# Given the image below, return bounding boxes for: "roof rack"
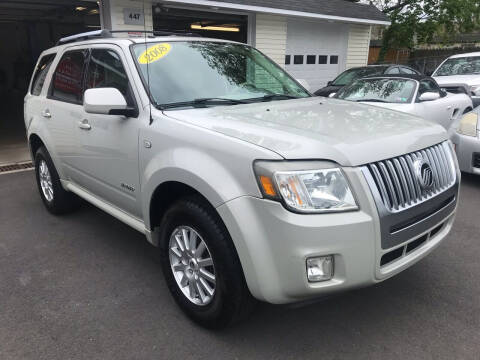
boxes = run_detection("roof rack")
[56,29,201,45]
[56,29,112,45]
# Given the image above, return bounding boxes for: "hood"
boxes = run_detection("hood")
[162,97,447,167]
[433,75,480,87]
[314,85,342,97]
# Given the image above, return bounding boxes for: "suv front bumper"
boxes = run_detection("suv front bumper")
[217,167,459,304]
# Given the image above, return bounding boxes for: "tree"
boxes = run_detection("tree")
[371,0,480,61]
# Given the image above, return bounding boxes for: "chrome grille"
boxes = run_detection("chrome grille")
[367,142,456,212]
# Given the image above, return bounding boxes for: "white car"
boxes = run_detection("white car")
[335,75,473,129]
[433,52,480,108]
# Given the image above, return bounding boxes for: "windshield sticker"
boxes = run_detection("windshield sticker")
[138,43,171,64]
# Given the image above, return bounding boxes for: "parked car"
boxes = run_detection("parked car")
[314,64,421,97]
[450,107,480,174]
[334,75,473,130]
[433,52,480,108]
[25,31,460,328]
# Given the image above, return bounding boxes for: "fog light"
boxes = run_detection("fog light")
[307,256,334,282]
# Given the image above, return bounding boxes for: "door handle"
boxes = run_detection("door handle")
[41,109,51,118]
[78,119,91,130]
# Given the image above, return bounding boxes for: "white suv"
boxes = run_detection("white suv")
[25,31,460,328]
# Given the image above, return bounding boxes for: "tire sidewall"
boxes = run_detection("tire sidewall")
[158,200,238,327]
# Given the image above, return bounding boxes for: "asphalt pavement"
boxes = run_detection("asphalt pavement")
[0,170,479,360]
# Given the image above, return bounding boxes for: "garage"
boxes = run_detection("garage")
[285,19,349,92]
[0,0,100,165]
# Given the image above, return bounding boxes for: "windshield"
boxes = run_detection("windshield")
[336,78,417,104]
[332,66,388,86]
[132,41,309,108]
[434,56,480,76]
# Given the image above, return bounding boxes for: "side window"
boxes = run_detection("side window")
[31,54,56,96]
[418,79,440,95]
[400,66,416,75]
[50,50,88,104]
[86,49,135,107]
[386,67,400,74]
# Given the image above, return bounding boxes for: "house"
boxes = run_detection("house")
[101,0,390,91]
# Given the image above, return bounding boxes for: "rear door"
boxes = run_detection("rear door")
[42,48,89,178]
[69,45,142,217]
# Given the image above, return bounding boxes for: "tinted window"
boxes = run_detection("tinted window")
[330,56,338,64]
[400,66,417,75]
[86,49,134,107]
[31,54,56,96]
[332,66,388,86]
[285,55,291,65]
[418,79,440,95]
[306,55,316,65]
[385,67,400,74]
[294,55,304,65]
[318,55,327,64]
[50,50,88,104]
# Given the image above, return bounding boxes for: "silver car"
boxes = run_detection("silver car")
[450,107,480,174]
[24,31,460,328]
[335,75,473,130]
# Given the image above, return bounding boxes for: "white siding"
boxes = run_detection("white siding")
[346,24,371,69]
[255,14,287,66]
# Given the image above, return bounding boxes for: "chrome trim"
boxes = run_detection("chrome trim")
[362,141,460,249]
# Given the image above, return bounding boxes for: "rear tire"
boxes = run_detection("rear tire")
[158,195,255,329]
[34,146,79,215]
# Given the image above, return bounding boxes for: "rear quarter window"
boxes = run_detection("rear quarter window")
[30,54,56,96]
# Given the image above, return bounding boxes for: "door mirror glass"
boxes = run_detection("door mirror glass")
[296,79,310,91]
[419,92,441,102]
[83,88,130,115]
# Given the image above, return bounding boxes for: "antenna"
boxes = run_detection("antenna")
[143,0,154,125]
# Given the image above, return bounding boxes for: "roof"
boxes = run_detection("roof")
[163,0,390,25]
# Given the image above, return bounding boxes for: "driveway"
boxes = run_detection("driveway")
[0,171,479,360]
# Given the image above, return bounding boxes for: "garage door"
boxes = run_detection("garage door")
[285,19,349,92]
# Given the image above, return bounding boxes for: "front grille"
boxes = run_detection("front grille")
[366,142,456,212]
[380,222,445,267]
[473,153,480,168]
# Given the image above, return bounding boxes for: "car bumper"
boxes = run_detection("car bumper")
[217,168,458,304]
[451,131,480,175]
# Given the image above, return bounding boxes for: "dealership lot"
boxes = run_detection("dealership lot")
[0,170,479,360]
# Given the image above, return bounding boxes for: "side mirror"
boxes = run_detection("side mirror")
[419,92,441,102]
[84,88,135,116]
[328,92,337,98]
[296,79,310,91]
[327,81,333,86]
[425,70,433,76]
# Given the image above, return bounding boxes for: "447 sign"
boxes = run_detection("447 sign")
[123,8,144,25]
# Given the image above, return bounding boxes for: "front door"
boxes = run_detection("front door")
[69,45,143,218]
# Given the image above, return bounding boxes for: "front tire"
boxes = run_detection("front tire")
[158,196,255,328]
[34,146,79,215]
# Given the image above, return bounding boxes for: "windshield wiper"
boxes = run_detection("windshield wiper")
[355,99,389,103]
[159,97,248,110]
[243,94,301,103]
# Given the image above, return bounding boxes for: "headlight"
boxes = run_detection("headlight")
[254,161,358,213]
[458,112,478,137]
